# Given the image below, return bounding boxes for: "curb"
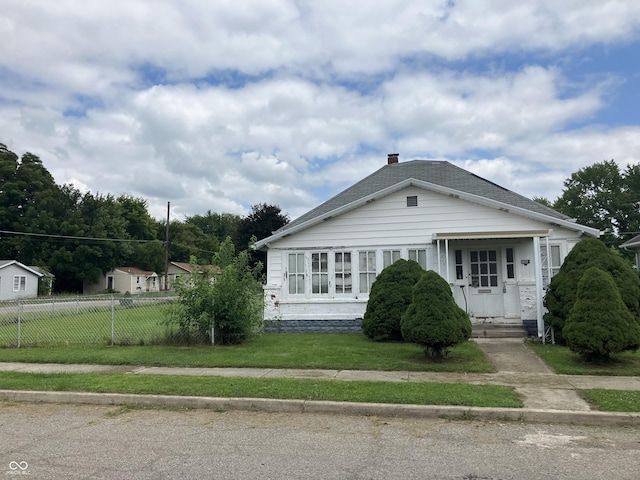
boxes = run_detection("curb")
[1,390,639,427]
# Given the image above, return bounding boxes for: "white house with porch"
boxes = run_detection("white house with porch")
[254,154,600,337]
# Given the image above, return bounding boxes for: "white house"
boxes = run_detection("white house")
[0,260,43,301]
[83,267,160,295]
[254,154,600,337]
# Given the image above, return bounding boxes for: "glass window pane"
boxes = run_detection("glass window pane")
[490,276,498,287]
[489,250,497,262]
[506,248,514,263]
[480,251,487,262]
[507,264,515,279]
[550,245,561,267]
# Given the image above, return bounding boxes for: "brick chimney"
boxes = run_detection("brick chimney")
[387,153,399,164]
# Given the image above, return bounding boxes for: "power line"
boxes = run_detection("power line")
[0,229,162,243]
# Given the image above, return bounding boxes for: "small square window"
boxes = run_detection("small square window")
[406,195,418,207]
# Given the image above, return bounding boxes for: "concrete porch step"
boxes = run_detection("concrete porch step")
[471,323,528,339]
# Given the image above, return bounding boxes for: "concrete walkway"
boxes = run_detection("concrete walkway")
[1,339,639,425]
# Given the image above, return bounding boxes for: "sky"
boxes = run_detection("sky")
[1,1,640,222]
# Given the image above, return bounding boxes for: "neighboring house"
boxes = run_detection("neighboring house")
[83,267,160,295]
[621,234,640,272]
[164,261,216,290]
[0,260,43,301]
[254,154,600,337]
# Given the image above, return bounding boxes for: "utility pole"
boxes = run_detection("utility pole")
[165,201,170,290]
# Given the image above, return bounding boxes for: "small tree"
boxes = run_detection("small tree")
[544,238,640,339]
[400,270,472,358]
[167,238,263,345]
[362,259,424,341]
[563,267,640,361]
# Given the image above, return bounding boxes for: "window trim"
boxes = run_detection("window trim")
[13,275,27,292]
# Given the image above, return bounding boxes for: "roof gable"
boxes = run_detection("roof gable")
[0,260,44,277]
[255,160,598,248]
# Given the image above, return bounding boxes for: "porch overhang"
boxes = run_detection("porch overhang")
[432,230,551,241]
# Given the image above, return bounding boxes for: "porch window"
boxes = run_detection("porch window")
[13,275,26,292]
[335,252,352,294]
[408,249,428,269]
[454,249,463,279]
[311,252,329,294]
[382,250,401,268]
[541,244,563,286]
[359,251,377,293]
[506,248,515,279]
[288,253,305,294]
[470,250,498,287]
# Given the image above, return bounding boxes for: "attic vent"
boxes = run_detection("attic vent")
[406,195,418,207]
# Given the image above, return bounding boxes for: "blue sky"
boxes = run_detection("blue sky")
[1,1,640,221]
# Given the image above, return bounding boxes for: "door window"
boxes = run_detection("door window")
[470,250,498,287]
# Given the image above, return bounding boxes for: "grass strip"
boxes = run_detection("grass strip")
[0,334,494,373]
[527,342,640,376]
[582,389,640,412]
[0,371,522,408]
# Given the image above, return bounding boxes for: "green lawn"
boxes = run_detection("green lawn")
[0,333,495,372]
[0,371,522,408]
[583,389,640,412]
[0,303,170,346]
[528,342,640,376]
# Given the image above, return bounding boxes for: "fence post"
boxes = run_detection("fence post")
[17,300,22,348]
[111,295,115,346]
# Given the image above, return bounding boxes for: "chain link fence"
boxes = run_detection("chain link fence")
[0,294,178,347]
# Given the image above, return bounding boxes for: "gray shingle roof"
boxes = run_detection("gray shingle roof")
[621,234,640,248]
[277,160,571,234]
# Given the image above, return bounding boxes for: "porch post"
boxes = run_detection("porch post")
[532,236,544,340]
[436,240,441,276]
[444,239,450,283]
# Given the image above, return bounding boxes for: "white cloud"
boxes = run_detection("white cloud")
[1,0,640,224]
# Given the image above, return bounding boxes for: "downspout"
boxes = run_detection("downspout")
[533,236,544,342]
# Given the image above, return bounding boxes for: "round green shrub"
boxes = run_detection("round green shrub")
[563,267,640,361]
[362,259,424,342]
[400,270,472,357]
[544,238,640,339]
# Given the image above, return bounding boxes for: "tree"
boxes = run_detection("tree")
[553,160,632,248]
[185,210,241,246]
[237,203,289,273]
[362,259,424,341]
[544,238,640,339]
[400,270,472,358]
[563,267,640,361]
[167,238,263,345]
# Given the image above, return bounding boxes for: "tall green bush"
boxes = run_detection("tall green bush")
[167,237,263,344]
[563,267,640,361]
[400,270,472,357]
[362,259,424,341]
[544,238,640,338]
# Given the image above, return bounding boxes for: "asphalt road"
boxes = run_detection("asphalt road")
[1,402,639,479]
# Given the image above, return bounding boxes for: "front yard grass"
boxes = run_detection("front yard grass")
[0,371,522,408]
[583,389,640,412]
[527,342,640,376]
[0,334,494,373]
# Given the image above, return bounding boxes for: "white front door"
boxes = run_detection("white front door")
[468,249,504,318]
